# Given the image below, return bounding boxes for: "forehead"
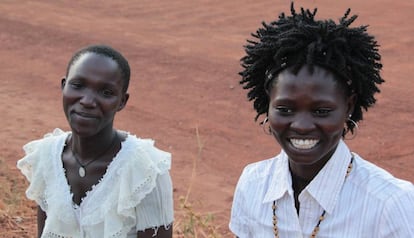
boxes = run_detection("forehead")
[271,66,345,100]
[68,52,119,78]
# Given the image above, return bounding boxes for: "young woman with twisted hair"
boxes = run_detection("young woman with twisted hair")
[229,3,414,237]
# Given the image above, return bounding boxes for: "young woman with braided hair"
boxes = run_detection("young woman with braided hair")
[229,3,414,237]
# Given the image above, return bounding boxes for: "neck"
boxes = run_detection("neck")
[289,157,331,183]
[288,147,337,181]
[70,129,117,160]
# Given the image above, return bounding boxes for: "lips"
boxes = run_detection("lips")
[73,111,99,119]
[290,138,319,150]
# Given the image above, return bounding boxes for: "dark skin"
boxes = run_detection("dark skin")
[267,65,356,213]
[37,52,172,238]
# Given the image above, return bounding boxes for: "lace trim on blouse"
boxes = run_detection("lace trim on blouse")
[17,128,173,238]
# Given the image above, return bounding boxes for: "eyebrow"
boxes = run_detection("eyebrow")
[272,97,339,105]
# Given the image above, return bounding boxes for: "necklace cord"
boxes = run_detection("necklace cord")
[71,132,119,168]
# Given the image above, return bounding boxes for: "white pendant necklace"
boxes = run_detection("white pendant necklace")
[72,153,102,177]
[71,132,119,178]
[79,166,86,177]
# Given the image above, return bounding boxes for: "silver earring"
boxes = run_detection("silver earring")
[262,117,272,135]
[344,115,358,140]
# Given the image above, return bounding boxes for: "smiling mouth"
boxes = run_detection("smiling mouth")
[74,112,98,119]
[290,138,319,149]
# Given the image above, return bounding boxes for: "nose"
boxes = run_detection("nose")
[290,113,316,134]
[79,92,97,108]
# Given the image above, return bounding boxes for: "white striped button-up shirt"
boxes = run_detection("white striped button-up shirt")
[229,140,414,237]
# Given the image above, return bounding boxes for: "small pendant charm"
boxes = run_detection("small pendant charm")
[79,167,86,177]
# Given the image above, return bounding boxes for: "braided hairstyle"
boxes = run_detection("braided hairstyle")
[66,44,131,93]
[240,3,384,134]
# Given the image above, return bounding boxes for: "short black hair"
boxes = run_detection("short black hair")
[66,44,131,93]
[240,3,384,133]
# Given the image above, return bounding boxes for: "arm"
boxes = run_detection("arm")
[137,224,173,238]
[37,206,46,238]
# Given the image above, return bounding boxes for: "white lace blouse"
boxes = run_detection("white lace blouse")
[17,128,174,238]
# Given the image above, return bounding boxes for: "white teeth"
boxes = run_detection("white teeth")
[290,139,319,149]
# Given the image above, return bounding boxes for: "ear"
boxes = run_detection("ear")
[346,93,357,117]
[61,77,66,90]
[117,93,129,111]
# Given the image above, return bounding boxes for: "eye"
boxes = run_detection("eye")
[314,108,332,116]
[69,82,83,89]
[101,89,114,97]
[275,106,293,115]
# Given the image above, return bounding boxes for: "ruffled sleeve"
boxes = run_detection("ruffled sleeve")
[17,138,48,210]
[117,138,173,232]
[134,171,174,231]
[16,128,68,211]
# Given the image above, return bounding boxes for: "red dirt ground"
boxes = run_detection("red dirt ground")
[1,0,413,237]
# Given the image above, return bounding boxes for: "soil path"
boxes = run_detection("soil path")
[1,0,413,236]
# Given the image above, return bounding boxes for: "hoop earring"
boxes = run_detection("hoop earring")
[262,117,272,135]
[344,116,358,140]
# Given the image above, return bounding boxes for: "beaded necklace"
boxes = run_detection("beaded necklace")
[272,155,354,238]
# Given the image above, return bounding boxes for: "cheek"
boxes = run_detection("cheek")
[267,115,287,146]
[323,112,347,130]
[268,111,289,133]
[101,99,122,114]
[62,87,80,101]
[317,117,347,142]
[62,90,75,108]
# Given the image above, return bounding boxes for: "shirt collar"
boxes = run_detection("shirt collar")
[261,140,353,213]
[262,151,292,203]
[305,140,353,213]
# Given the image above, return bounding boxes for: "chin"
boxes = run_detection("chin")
[284,147,326,165]
[285,151,315,163]
[70,125,98,137]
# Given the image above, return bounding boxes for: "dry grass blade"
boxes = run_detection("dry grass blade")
[174,126,222,238]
